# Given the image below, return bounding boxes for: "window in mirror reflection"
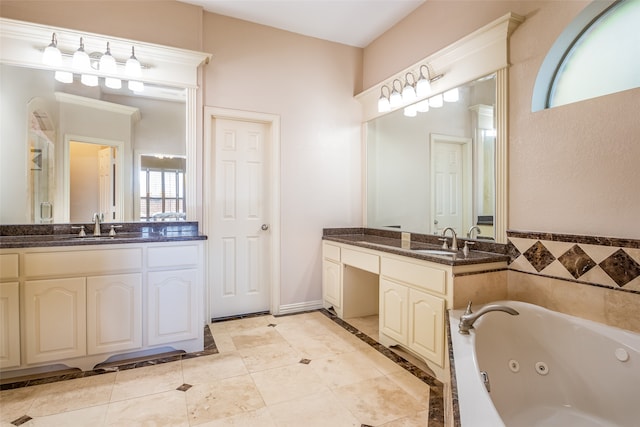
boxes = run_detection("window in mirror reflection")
[139,155,186,221]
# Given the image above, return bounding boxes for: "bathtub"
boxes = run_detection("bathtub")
[449,301,640,427]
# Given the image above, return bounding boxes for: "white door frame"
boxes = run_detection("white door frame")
[429,133,472,235]
[203,106,281,319]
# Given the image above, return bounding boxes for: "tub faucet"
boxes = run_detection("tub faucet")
[441,227,458,251]
[458,301,519,334]
[92,213,103,236]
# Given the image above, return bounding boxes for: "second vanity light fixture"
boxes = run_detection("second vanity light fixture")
[377,63,460,116]
[42,32,145,92]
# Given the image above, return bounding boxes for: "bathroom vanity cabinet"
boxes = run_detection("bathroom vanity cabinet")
[0,240,204,373]
[322,238,506,380]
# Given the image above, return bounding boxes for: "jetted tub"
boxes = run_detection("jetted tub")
[450,301,640,427]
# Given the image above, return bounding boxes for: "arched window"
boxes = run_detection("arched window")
[532,0,640,111]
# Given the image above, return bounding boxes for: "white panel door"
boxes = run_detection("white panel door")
[379,278,408,345]
[431,135,471,235]
[209,118,271,319]
[408,288,445,367]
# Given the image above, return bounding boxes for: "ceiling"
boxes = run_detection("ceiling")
[178,0,425,48]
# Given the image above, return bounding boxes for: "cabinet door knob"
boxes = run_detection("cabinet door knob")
[261,224,269,231]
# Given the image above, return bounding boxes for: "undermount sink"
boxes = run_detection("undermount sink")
[412,249,458,257]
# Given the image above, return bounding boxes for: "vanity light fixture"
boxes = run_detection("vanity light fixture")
[389,79,403,108]
[401,72,417,103]
[377,85,391,112]
[42,33,62,66]
[41,33,144,91]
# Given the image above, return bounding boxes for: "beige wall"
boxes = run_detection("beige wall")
[365,0,640,240]
[202,13,364,306]
[0,1,203,51]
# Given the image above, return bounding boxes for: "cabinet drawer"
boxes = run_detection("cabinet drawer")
[24,248,142,278]
[341,248,379,274]
[381,257,446,294]
[322,243,341,262]
[147,244,200,268]
[0,254,18,280]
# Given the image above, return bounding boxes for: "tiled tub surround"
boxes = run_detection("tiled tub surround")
[507,230,640,334]
[0,221,206,248]
[1,310,443,426]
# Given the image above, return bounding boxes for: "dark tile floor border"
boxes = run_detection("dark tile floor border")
[2,309,446,426]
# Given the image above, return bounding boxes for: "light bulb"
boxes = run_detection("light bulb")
[126,46,142,78]
[105,77,122,89]
[416,99,429,113]
[54,71,73,83]
[99,42,117,74]
[378,95,391,113]
[444,88,459,102]
[402,82,416,103]
[72,37,90,71]
[416,75,431,97]
[429,94,443,108]
[389,89,402,108]
[404,104,417,117]
[81,74,99,87]
[42,33,61,67]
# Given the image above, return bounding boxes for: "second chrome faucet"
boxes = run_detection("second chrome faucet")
[92,212,104,236]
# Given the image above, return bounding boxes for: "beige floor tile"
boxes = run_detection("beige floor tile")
[333,376,427,426]
[186,374,265,425]
[360,346,404,375]
[309,350,385,388]
[0,385,40,423]
[239,342,302,373]
[380,410,431,426]
[110,361,183,402]
[210,330,237,353]
[182,352,248,384]
[272,318,335,341]
[386,370,431,407]
[250,363,329,406]
[27,404,107,426]
[284,332,359,359]
[267,389,360,427]
[195,407,277,426]
[105,389,188,426]
[231,326,288,350]
[28,373,116,417]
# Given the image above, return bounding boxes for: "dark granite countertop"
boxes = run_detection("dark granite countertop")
[323,227,509,266]
[0,222,207,249]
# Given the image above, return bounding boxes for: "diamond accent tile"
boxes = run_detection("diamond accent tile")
[11,416,32,426]
[299,358,311,365]
[177,383,192,392]
[599,249,640,287]
[558,245,597,279]
[506,240,521,264]
[523,241,556,272]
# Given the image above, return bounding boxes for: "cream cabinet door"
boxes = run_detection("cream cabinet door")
[87,273,142,355]
[24,278,87,364]
[0,282,20,368]
[379,278,408,345]
[408,289,445,367]
[147,269,199,346]
[322,259,341,310]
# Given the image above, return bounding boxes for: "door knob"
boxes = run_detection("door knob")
[261,224,269,231]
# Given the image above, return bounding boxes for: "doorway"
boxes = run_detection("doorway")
[429,134,472,235]
[204,107,280,320]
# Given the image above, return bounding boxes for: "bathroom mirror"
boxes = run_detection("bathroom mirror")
[366,74,497,240]
[0,63,186,224]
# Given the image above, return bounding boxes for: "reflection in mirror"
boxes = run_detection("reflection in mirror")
[137,154,186,221]
[0,63,186,224]
[366,74,496,240]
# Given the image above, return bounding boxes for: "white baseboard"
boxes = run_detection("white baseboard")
[276,300,324,316]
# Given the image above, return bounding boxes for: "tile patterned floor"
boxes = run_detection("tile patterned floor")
[1,310,442,426]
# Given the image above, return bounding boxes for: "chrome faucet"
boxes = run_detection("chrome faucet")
[441,227,458,251]
[92,213,103,236]
[467,225,482,239]
[458,301,519,334]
